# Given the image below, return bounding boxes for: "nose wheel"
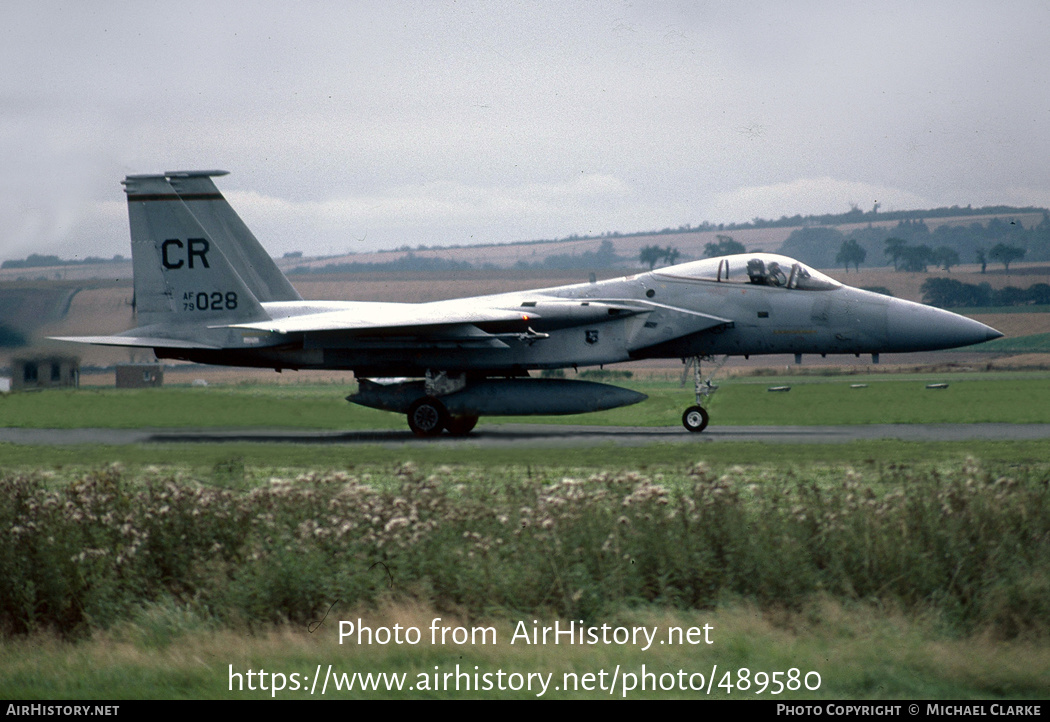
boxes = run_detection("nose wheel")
[682,405,709,433]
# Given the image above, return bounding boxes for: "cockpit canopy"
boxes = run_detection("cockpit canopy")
[654,253,841,291]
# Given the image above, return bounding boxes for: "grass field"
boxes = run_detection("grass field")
[973,332,1050,353]
[2,372,1050,430]
[4,602,1048,699]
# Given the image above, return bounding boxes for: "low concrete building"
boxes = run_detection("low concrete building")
[115,363,164,388]
[11,356,79,391]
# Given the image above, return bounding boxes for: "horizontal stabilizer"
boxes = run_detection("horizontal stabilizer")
[49,335,220,350]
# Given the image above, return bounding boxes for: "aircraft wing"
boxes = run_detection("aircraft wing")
[225,298,657,334]
[225,301,533,335]
[52,298,728,352]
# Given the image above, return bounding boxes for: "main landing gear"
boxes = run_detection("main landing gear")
[405,372,480,437]
[680,355,726,433]
[406,396,447,437]
[406,396,480,437]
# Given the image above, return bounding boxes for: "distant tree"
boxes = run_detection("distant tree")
[921,278,993,308]
[639,245,664,270]
[703,234,745,258]
[594,240,618,265]
[529,239,622,271]
[1,254,62,269]
[932,246,960,272]
[884,237,907,271]
[638,244,681,269]
[898,244,935,272]
[1028,283,1050,305]
[989,243,1025,273]
[835,239,866,272]
[777,226,845,268]
[996,287,1028,306]
[975,248,987,274]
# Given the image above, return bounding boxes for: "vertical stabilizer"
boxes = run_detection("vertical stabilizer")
[123,172,267,327]
[165,171,302,302]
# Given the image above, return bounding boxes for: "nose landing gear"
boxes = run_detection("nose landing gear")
[680,355,726,433]
[405,371,480,437]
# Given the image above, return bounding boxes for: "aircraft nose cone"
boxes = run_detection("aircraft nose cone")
[887,302,1002,351]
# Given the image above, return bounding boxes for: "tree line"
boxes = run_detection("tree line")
[779,213,1049,271]
[921,277,1050,309]
[1,253,127,269]
[288,252,480,275]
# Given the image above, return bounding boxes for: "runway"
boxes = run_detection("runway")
[2,423,1049,447]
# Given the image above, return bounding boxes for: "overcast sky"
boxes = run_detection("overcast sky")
[2,1,1048,262]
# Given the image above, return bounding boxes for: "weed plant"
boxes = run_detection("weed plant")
[1,460,1047,640]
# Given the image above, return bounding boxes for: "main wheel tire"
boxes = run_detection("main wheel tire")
[445,414,479,436]
[682,405,709,433]
[407,397,448,437]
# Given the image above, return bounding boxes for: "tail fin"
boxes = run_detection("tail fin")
[123,171,268,327]
[165,171,302,302]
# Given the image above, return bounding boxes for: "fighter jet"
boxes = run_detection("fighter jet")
[54,170,1002,435]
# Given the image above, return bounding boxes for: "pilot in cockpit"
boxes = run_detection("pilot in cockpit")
[746,257,766,284]
[746,258,788,287]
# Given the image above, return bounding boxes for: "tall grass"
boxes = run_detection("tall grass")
[2,460,1047,640]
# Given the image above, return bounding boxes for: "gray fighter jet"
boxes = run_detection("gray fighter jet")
[54,170,1002,435]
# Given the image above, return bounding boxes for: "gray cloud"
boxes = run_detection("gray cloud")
[2,1,1048,262]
